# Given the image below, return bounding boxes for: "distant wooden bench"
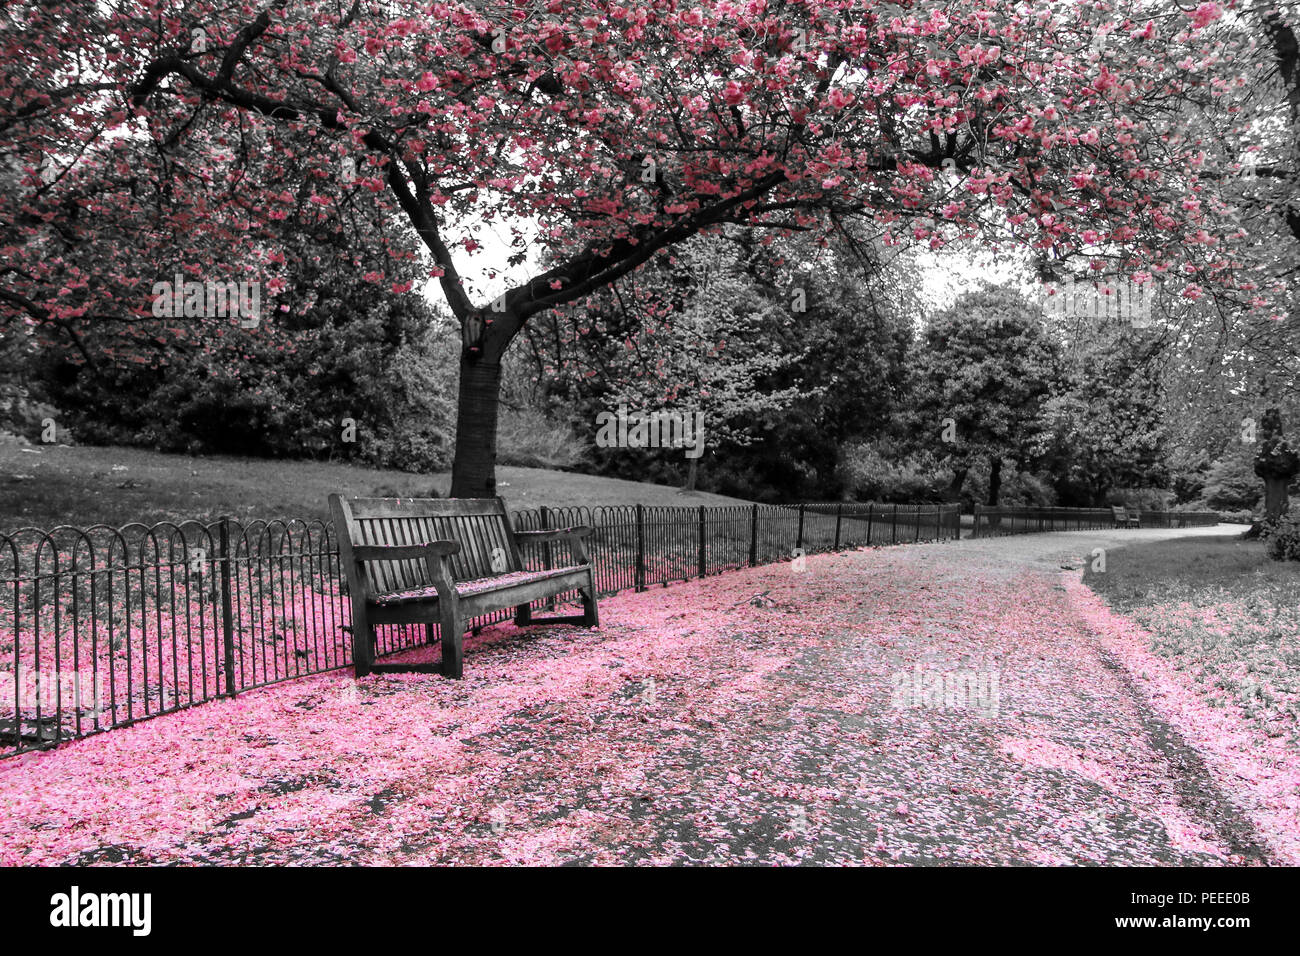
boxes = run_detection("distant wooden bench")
[1111,505,1141,528]
[328,495,598,678]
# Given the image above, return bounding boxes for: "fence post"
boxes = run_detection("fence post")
[698,505,707,579]
[972,504,981,539]
[796,504,806,552]
[218,516,237,699]
[866,504,874,545]
[833,503,843,550]
[891,503,898,544]
[635,504,646,592]
[749,503,759,567]
[914,505,922,542]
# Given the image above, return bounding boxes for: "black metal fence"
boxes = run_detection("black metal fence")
[1,501,959,757]
[971,506,1221,537]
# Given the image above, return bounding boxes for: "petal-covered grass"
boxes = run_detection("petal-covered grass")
[1076,533,1300,864]
[0,528,1288,865]
[1066,577,1300,867]
[1083,536,1300,739]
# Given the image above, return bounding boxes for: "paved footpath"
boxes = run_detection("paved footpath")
[2,524,1292,865]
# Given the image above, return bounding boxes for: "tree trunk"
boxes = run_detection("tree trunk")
[987,457,1003,507]
[1264,476,1291,522]
[948,466,968,501]
[683,456,699,493]
[450,356,503,498]
[1254,407,1299,524]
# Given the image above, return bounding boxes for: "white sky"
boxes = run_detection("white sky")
[420,215,1025,322]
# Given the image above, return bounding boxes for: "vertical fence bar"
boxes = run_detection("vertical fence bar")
[635,503,646,592]
[833,503,843,550]
[697,506,707,579]
[891,504,898,544]
[749,503,759,566]
[218,517,237,699]
[540,505,556,612]
[796,504,806,552]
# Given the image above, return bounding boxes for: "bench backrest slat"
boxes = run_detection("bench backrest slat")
[331,496,523,595]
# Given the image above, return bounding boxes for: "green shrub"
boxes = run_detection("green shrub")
[1003,471,1056,507]
[839,442,949,503]
[29,266,457,474]
[948,459,1056,509]
[1199,444,1266,512]
[1264,514,1300,562]
[975,465,1056,508]
[0,384,72,444]
[497,406,585,470]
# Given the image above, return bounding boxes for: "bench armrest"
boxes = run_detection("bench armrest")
[514,526,593,544]
[515,526,594,563]
[350,541,461,602]
[352,541,461,561]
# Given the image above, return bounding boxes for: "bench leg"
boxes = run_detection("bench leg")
[352,609,375,678]
[439,605,464,679]
[424,622,437,646]
[581,573,599,627]
[514,602,533,626]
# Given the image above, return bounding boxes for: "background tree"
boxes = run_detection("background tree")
[906,286,1061,508]
[567,232,809,493]
[525,227,915,500]
[1199,440,1265,513]
[725,230,918,500]
[1039,328,1169,506]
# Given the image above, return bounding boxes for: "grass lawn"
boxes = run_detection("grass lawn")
[0,441,754,532]
[1084,534,1300,741]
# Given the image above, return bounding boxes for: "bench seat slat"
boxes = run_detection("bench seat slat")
[371,565,588,606]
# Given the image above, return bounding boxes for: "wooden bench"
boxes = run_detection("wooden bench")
[1111,505,1140,528]
[328,495,599,678]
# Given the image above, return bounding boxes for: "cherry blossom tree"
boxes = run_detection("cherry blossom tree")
[1,0,1267,496]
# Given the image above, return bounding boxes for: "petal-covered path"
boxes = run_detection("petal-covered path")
[2,525,1296,866]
